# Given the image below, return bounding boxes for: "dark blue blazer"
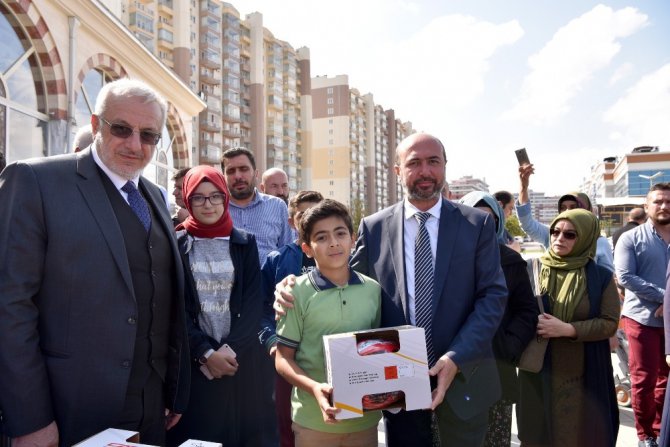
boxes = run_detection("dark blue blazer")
[350,198,508,419]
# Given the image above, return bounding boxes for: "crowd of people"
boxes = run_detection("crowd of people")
[0,77,668,447]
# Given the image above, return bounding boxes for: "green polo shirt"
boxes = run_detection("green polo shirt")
[277,268,382,433]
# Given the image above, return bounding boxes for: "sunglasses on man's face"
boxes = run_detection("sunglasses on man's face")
[549,228,578,240]
[99,117,161,145]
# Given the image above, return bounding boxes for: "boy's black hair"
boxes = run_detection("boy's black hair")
[172,167,191,182]
[288,190,324,218]
[299,199,353,244]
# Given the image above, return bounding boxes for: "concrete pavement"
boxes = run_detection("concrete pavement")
[376,405,640,446]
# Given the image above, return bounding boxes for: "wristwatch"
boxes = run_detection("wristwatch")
[198,349,215,365]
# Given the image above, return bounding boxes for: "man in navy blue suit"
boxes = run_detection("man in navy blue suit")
[277,133,506,446]
[350,133,507,446]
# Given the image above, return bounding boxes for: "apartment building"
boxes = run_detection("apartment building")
[448,175,489,200]
[310,75,412,212]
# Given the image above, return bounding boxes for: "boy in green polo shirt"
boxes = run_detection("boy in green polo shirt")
[275,199,382,447]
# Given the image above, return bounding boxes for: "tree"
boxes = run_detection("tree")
[505,215,526,238]
[351,197,365,234]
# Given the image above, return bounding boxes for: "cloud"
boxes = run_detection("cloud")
[503,5,648,125]
[361,13,524,139]
[604,63,670,147]
[609,62,634,86]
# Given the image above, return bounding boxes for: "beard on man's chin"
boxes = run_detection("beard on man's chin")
[407,180,444,201]
[230,184,254,201]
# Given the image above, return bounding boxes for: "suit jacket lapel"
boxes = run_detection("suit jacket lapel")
[75,150,135,297]
[433,198,459,311]
[386,203,410,321]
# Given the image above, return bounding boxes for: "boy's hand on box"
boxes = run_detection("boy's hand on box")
[312,383,339,423]
[429,355,459,410]
[274,274,297,319]
[207,351,239,378]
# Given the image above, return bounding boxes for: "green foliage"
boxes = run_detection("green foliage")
[505,215,526,237]
[351,197,365,234]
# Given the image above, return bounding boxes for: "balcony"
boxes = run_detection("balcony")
[200,143,222,164]
[223,127,241,138]
[200,55,221,70]
[200,70,219,85]
[157,37,174,50]
[157,0,173,14]
[222,112,241,123]
[200,120,221,132]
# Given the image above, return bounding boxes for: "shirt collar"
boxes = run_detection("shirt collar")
[92,145,140,190]
[307,267,363,291]
[403,198,442,221]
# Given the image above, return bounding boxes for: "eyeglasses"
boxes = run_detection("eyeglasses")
[99,117,161,145]
[549,228,578,240]
[189,193,225,207]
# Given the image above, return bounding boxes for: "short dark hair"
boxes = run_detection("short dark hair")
[299,199,353,244]
[221,147,256,170]
[0,152,5,172]
[649,182,670,193]
[493,190,513,206]
[172,167,191,182]
[288,190,324,218]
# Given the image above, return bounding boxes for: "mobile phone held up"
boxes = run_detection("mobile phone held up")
[515,148,530,166]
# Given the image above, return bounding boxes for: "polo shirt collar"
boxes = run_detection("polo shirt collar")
[308,267,363,291]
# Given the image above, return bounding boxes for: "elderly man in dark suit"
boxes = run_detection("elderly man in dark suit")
[0,78,190,447]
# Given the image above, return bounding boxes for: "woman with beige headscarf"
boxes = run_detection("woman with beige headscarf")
[517,209,620,447]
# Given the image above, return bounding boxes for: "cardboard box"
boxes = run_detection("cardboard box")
[178,441,223,447]
[323,325,432,419]
[73,428,156,447]
[73,429,222,447]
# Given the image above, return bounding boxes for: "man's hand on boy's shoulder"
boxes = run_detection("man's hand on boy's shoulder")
[311,382,339,424]
[274,274,297,319]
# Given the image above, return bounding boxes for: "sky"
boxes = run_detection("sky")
[238,0,670,196]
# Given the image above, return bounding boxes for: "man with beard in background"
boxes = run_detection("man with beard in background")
[220,147,292,446]
[615,183,670,447]
[221,148,292,263]
[260,167,290,204]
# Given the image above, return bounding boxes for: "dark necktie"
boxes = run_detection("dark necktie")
[414,211,435,366]
[121,181,151,232]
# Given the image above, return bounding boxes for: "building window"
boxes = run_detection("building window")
[329,180,334,186]
[329,119,333,124]
[0,9,49,162]
[328,129,333,134]
[327,87,333,94]
[329,191,334,196]
[327,98,334,105]
[329,139,333,145]
[327,108,334,115]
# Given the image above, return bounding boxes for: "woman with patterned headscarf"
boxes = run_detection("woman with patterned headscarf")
[517,209,620,447]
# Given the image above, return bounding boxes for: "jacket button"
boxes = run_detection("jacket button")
[121,360,131,368]
[127,317,136,324]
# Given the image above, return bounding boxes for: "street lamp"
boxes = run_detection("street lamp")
[639,171,664,190]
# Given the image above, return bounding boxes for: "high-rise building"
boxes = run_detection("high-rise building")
[310,75,412,212]
[448,175,489,200]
